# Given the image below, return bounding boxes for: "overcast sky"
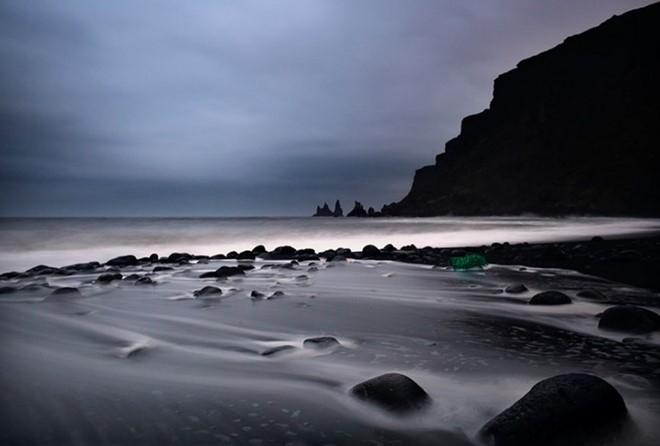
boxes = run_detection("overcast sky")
[0,0,654,216]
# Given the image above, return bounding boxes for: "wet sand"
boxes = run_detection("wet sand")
[1,253,660,445]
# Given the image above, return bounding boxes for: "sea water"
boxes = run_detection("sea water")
[1,216,659,272]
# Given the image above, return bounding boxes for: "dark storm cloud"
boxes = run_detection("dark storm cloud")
[0,0,654,216]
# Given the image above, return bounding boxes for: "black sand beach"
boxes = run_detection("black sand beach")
[2,234,660,445]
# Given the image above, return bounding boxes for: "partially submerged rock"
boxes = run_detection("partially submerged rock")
[504,284,528,294]
[153,266,173,272]
[97,273,123,283]
[598,305,660,333]
[199,266,246,279]
[135,276,155,285]
[303,336,340,349]
[49,287,81,297]
[250,290,265,299]
[528,291,572,305]
[261,345,296,357]
[193,286,222,297]
[349,373,430,413]
[479,373,627,446]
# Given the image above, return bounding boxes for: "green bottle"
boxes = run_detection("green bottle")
[449,253,487,270]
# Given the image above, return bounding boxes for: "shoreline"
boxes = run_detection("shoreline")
[2,232,660,445]
[2,233,660,291]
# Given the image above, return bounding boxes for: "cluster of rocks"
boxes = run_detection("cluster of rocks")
[2,236,655,444]
[312,200,381,217]
[3,235,659,294]
[3,236,660,335]
[347,371,628,445]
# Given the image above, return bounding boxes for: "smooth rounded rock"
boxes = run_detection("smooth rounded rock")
[270,246,297,258]
[165,252,192,264]
[153,266,173,272]
[194,286,222,297]
[237,250,256,260]
[505,284,528,294]
[135,277,155,285]
[252,245,267,254]
[529,291,572,305]
[97,273,123,283]
[598,305,660,333]
[350,373,430,413]
[480,373,627,446]
[106,255,138,267]
[362,244,380,258]
[199,266,246,279]
[250,290,265,299]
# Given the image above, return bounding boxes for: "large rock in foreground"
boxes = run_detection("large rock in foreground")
[480,373,627,446]
[350,373,430,413]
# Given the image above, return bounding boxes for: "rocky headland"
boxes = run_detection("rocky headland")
[382,3,660,217]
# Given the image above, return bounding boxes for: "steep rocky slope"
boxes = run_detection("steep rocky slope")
[383,3,660,216]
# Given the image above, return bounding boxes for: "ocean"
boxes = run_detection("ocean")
[2,216,660,444]
[1,216,659,272]
[0,217,660,272]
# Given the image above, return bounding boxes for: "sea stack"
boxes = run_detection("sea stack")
[347,201,368,217]
[333,200,343,217]
[313,202,333,217]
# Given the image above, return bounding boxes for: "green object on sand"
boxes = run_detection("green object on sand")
[450,253,487,270]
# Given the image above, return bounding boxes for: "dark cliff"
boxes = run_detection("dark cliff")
[383,3,660,217]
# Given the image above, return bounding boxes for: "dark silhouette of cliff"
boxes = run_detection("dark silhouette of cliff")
[383,3,660,217]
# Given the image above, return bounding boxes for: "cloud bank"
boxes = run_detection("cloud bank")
[0,0,652,216]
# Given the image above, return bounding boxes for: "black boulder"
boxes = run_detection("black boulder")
[350,373,430,413]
